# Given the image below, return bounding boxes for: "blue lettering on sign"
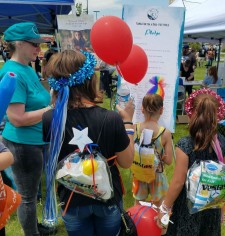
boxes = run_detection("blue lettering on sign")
[206,164,218,171]
[145,29,160,36]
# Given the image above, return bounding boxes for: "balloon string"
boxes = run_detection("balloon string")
[116,64,125,79]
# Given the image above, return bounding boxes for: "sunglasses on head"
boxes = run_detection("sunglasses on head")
[25,41,40,48]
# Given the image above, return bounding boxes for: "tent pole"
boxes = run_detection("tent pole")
[216,39,222,70]
[55,28,60,52]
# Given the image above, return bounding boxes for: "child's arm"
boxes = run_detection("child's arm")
[0,143,14,171]
[162,129,173,165]
[0,151,14,170]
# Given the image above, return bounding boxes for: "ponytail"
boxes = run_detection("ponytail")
[189,94,218,151]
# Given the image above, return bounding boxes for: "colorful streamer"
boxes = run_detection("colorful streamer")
[147,76,165,98]
[42,86,69,227]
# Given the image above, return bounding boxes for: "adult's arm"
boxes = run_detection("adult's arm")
[7,103,51,127]
[116,99,134,169]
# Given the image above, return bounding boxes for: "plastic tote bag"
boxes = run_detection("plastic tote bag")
[56,150,114,202]
[186,160,225,214]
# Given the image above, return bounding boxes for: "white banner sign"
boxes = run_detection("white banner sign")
[123,5,185,132]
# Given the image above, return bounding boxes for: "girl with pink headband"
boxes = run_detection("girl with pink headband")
[156,88,225,236]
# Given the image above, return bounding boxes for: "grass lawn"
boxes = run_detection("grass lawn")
[1,60,225,235]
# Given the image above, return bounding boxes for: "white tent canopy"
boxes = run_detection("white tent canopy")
[170,0,225,79]
[170,0,225,43]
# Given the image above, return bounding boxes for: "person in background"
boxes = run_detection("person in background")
[132,94,173,218]
[49,36,58,51]
[182,44,196,70]
[42,49,58,81]
[0,37,3,58]
[31,56,43,81]
[206,45,215,67]
[213,45,219,61]
[180,59,194,96]
[156,89,225,236]
[202,66,222,87]
[98,60,116,98]
[196,47,205,68]
[1,41,11,62]
[0,22,54,236]
[43,49,134,236]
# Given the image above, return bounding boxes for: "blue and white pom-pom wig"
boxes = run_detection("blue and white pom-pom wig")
[43,50,97,226]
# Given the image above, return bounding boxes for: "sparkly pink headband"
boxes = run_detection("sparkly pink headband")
[185,88,225,121]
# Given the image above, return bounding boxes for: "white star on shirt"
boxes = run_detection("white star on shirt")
[69,127,93,152]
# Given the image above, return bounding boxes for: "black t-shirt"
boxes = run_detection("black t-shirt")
[180,63,194,81]
[43,106,130,207]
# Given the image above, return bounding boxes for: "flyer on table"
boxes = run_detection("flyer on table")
[123,5,185,133]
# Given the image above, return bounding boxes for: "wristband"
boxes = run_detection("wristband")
[160,201,172,214]
[126,128,134,132]
[159,205,168,214]
[123,121,133,125]
[126,131,134,135]
[162,201,172,212]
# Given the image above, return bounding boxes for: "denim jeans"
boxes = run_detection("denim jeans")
[62,202,122,236]
[3,139,46,236]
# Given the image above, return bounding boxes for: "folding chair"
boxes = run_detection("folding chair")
[217,87,225,101]
[210,86,225,101]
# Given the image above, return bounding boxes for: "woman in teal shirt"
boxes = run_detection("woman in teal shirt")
[0,22,51,236]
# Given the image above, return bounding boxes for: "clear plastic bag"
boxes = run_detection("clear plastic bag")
[56,150,114,202]
[186,160,225,214]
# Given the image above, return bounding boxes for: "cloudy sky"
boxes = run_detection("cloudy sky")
[78,0,170,19]
[76,0,208,19]
[88,0,122,18]
[75,0,206,19]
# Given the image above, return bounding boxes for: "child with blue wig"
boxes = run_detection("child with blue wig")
[42,49,135,236]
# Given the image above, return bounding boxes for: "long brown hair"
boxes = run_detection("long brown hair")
[189,94,218,151]
[45,50,101,108]
[208,66,218,84]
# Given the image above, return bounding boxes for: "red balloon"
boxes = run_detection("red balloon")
[90,16,133,65]
[127,205,161,236]
[118,44,148,84]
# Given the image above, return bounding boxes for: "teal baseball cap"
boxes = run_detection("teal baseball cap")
[4,22,48,43]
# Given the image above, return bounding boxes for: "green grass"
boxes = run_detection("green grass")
[2,60,225,235]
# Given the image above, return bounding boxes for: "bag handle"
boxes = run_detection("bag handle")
[96,111,108,145]
[135,124,166,146]
[150,128,166,146]
[212,134,224,163]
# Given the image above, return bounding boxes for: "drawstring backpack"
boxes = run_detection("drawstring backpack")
[130,123,166,184]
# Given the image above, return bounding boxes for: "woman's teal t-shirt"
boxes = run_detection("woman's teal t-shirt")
[0,60,51,145]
